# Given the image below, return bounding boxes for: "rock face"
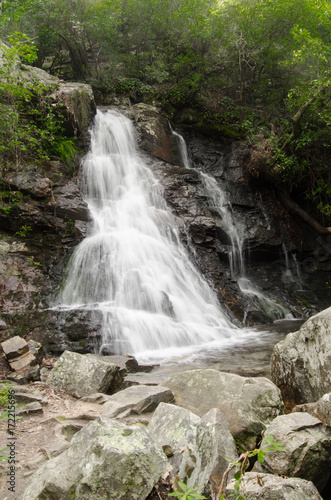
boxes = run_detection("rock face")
[162,369,284,450]
[47,351,119,398]
[271,307,331,410]
[225,472,323,499]
[123,103,181,164]
[1,335,36,371]
[257,412,331,491]
[22,415,167,500]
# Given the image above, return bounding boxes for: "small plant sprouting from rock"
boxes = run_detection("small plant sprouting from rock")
[169,480,207,500]
[217,435,285,500]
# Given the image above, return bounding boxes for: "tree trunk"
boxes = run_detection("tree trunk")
[278,187,331,235]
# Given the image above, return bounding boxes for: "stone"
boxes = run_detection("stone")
[47,351,119,398]
[5,172,51,198]
[162,369,284,451]
[80,393,113,404]
[101,384,174,418]
[28,340,45,366]
[49,181,90,222]
[14,388,48,406]
[292,392,331,426]
[22,415,167,500]
[257,412,331,491]
[271,307,331,410]
[1,335,29,360]
[200,408,238,498]
[9,352,36,371]
[7,365,40,384]
[225,472,323,499]
[147,402,213,494]
[16,401,43,416]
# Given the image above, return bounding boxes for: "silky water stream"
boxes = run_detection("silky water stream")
[55,109,301,374]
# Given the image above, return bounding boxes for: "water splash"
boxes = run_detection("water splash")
[171,127,293,321]
[56,110,259,363]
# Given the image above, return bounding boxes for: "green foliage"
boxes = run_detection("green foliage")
[0,34,76,165]
[220,436,285,500]
[15,224,32,238]
[169,480,206,500]
[0,382,13,408]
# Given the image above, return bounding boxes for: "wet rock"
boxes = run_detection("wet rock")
[47,351,119,398]
[292,392,331,427]
[162,369,284,451]
[100,384,174,418]
[123,103,181,164]
[5,172,51,198]
[22,415,167,500]
[256,412,331,491]
[271,307,331,410]
[48,180,90,222]
[225,472,323,499]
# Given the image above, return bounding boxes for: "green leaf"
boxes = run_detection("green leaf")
[234,470,241,480]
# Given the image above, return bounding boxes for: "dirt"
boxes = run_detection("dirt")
[0,378,103,500]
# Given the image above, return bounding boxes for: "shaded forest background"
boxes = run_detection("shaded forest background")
[0,0,330,229]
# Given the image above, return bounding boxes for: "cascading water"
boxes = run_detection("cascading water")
[172,128,292,322]
[56,109,258,363]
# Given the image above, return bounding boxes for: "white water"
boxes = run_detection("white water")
[56,110,259,363]
[172,128,292,321]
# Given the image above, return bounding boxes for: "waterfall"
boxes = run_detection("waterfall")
[172,128,293,321]
[56,110,257,363]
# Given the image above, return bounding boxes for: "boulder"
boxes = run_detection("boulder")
[225,472,323,499]
[1,335,36,371]
[147,402,215,495]
[100,385,174,418]
[200,408,238,498]
[257,412,331,491]
[22,415,167,500]
[162,369,284,451]
[47,351,119,398]
[271,307,331,410]
[292,392,331,426]
[1,335,29,360]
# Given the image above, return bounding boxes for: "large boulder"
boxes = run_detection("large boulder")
[100,385,174,418]
[47,351,119,398]
[162,369,284,450]
[225,472,323,499]
[22,415,167,500]
[257,412,331,491]
[271,307,331,410]
[148,403,237,496]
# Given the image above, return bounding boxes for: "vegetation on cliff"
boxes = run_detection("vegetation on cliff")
[0,0,330,228]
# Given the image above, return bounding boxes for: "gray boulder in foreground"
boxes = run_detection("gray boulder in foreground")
[148,403,238,497]
[47,351,119,398]
[100,384,174,418]
[162,369,283,450]
[271,307,331,410]
[257,412,331,491]
[22,415,167,500]
[225,472,323,499]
